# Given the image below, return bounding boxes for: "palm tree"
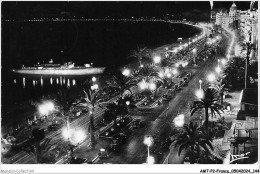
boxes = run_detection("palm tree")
[241,41,256,88]
[190,88,223,133]
[105,103,120,129]
[173,122,213,164]
[135,65,161,83]
[129,46,150,67]
[21,128,56,164]
[210,79,225,105]
[106,72,138,97]
[25,138,56,164]
[83,89,104,148]
[223,57,245,90]
[54,87,80,155]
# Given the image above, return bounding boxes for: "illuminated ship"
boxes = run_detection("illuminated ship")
[13,60,105,75]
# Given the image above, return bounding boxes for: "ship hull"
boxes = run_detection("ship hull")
[13,67,105,75]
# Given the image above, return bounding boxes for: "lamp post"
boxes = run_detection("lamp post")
[215,66,221,78]
[192,48,197,65]
[199,80,202,90]
[62,128,86,160]
[144,135,154,164]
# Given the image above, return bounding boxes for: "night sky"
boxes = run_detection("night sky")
[2,1,257,20]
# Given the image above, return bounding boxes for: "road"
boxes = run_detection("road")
[96,34,230,164]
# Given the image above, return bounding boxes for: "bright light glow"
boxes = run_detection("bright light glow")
[165,47,168,50]
[149,83,156,90]
[184,43,188,47]
[126,101,130,106]
[38,101,55,116]
[144,135,153,147]
[158,72,164,78]
[196,90,204,99]
[175,63,180,67]
[93,84,99,90]
[166,73,171,78]
[173,49,178,53]
[182,62,188,67]
[147,156,155,164]
[122,69,131,76]
[199,80,202,84]
[216,35,221,40]
[215,66,221,74]
[165,68,170,73]
[153,56,161,64]
[91,86,95,90]
[227,54,230,59]
[139,80,147,90]
[62,127,73,140]
[92,76,97,82]
[207,73,216,82]
[192,48,197,53]
[173,114,185,127]
[73,129,86,144]
[212,38,216,43]
[178,46,183,50]
[221,59,227,65]
[62,128,86,145]
[172,69,178,75]
[140,64,144,68]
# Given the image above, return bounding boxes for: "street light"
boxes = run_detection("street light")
[173,114,185,127]
[126,101,130,106]
[153,56,161,64]
[158,72,164,78]
[172,69,178,75]
[196,90,204,99]
[91,84,99,90]
[139,80,147,90]
[227,54,230,59]
[122,69,131,76]
[149,83,156,91]
[221,59,227,65]
[199,80,202,90]
[92,76,97,82]
[38,101,55,116]
[215,66,221,77]
[144,135,154,164]
[207,73,216,83]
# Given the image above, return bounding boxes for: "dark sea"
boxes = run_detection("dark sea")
[1,21,201,114]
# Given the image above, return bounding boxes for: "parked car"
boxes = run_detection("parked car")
[132,119,144,129]
[163,94,172,101]
[48,123,60,131]
[110,139,123,151]
[98,148,109,159]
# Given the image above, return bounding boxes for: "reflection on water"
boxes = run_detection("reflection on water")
[15,75,80,89]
